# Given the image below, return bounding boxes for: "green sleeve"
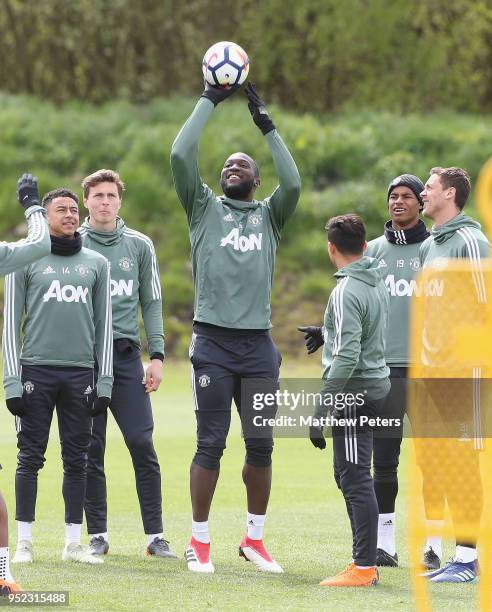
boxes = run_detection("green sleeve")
[265,130,301,236]
[138,239,164,357]
[3,270,27,399]
[0,207,50,275]
[93,258,113,398]
[419,238,431,266]
[315,290,363,418]
[170,98,215,227]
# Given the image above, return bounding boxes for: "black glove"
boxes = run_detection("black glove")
[201,82,240,106]
[309,425,326,450]
[298,326,324,354]
[6,397,27,417]
[244,83,276,135]
[17,174,40,210]
[90,396,111,417]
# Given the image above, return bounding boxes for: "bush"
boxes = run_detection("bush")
[0,93,490,357]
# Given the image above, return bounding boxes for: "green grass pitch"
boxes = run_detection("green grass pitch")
[0,361,477,611]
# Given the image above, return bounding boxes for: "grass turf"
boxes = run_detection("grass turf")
[0,360,477,611]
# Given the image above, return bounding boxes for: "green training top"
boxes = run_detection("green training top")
[420,212,489,264]
[79,218,164,357]
[0,206,50,275]
[170,97,301,329]
[366,220,429,367]
[3,246,113,399]
[316,256,390,417]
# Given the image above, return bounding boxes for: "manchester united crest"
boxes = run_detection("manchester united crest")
[118,257,134,271]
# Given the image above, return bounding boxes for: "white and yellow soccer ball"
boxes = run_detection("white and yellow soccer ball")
[202,41,249,88]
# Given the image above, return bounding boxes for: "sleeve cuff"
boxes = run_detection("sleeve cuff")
[24,205,46,219]
[96,377,113,400]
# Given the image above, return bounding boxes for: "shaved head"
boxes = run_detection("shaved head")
[226,152,260,178]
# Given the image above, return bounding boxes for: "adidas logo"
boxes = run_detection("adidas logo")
[378,259,387,268]
[84,385,93,395]
[383,520,393,526]
[248,520,254,525]
[223,213,234,222]
[42,266,56,274]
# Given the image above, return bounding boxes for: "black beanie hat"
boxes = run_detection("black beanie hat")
[387,174,425,208]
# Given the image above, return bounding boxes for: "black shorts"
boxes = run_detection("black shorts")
[189,322,281,451]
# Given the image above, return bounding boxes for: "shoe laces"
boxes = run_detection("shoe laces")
[91,536,106,544]
[152,537,170,549]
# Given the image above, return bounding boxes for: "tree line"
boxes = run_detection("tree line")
[1,0,491,113]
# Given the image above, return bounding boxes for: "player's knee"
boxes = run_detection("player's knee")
[245,441,273,468]
[17,452,45,474]
[193,445,224,470]
[125,431,155,458]
[373,461,398,483]
[61,455,87,475]
[338,464,371,496]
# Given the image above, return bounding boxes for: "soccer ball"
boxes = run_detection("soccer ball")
[202,41,249,88]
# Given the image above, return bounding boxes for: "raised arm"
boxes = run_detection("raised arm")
[3,270,27,400]
[0,175,50,275]
[170,84,239,225]
[244,84,301,233]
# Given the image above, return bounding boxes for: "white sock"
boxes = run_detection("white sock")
[455,545,477,563]
[147,533,163,545]
[192,520,210,544]
[91,532,108,541]
[0,547,14,582]
[355,565,375,570]
[17,521,32,543]
[65,523,82,547]
[377,512,396,556]
[247,513,265,540]
[424,520,443,559]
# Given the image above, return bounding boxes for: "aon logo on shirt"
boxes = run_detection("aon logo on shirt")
[43,280,89,303]
[111,279,134,297]
[220,228,262,252]
[385,274,443,297]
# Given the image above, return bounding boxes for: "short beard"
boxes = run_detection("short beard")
[220,177,255,201]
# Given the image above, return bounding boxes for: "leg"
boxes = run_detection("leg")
[84,404,108,535]
[373,368,406,517]
[0,492,7,548]
[334,454,356,557]
[234,333,283,573]
[373,369,405,561]
[190,464,221,522]
[185,331,235,573]
[241,462,271,515]
[57,369,93,527]
[0,491,18,590]
[332,406,378,568]
[15,366,55,524]
[236,332,280,518]
[57,369,102,566]
[189,334,235,522]
[109,349,163,536]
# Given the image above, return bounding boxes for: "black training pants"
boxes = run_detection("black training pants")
[85,342,162,535]
[372,367,406,514]
[15,365,93,524]
[332,396,385,567]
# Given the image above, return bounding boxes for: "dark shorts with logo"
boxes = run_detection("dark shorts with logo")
[189,322,282,468]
